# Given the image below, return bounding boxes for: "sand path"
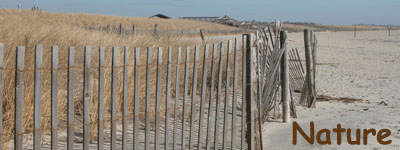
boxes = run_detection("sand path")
[263,30,400,149]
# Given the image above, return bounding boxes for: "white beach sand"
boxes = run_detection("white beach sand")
[263,30,400,150]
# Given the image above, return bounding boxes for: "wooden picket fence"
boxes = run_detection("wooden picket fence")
[0,28,316,149]
[0,33,269,149]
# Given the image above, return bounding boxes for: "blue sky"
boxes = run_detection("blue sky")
[1,0,399,25]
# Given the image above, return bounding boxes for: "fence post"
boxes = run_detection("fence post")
[303,29,316,107]
[354,25,357,38]
[154,24,158,35]
[200,29,205,42]
[119,24,123,35]
[244,33,255,150]
[133,24,136,36]
[280,31,290,123]
[313,34,318,99]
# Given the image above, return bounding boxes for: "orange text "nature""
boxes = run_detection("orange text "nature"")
[292,121,392,145]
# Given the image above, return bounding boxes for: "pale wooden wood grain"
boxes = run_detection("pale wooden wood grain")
[155,47,163,150]
[181,46,190,150]
[111,47,118,149]
[165,46,172,150]
[222,40,232,150]
[83,46,91,150]
[51,46,59,150]
[214,42,224,150]
[134,47,140,150]
[206,44,218,150]
[189,46,199,150]
[98,46,104,150]
[173,48,182,150]
[15,46,25,150]
[145,47,152,150]
[122,46,129,150]
[231,38,239,149]
[34,45,43,150]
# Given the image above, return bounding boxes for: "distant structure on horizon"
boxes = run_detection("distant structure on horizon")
[149,14,171,19]
[180,14,240,27]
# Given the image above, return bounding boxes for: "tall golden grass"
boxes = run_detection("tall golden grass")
[0,9,240,148]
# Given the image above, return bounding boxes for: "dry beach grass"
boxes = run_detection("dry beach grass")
[0,9,241,148]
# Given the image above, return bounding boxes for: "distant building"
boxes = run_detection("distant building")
[180,14,240,27]
[149,14,171,19]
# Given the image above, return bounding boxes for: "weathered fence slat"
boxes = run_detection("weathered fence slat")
[245,34,255,150]
[34,45,43,150]
[51,46,59,150]
[222,40,232,150]
[155,47,163,150]
[83,46,91,150]
[15,46,25,150]
[111,47,118,149]
[255,37,264,149]
[206,44,218,150]
[197,44,209,149]
[173,48,181,150]
[165,46,172,150]
[134,47,140,150]
[98,46,105,150]
[67,47,75,150]
[303,29,316,107]
[313,34,318,101]
[181,46,190,150]
[122,46,129,150]
[231,38,239,149]
[241,35,247,150]
[281,31,290,123]
[268,26,275,48]
[145,47,152,150]
[0,44,2,150]
[214,41,224,150]
[189,46,199,150]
